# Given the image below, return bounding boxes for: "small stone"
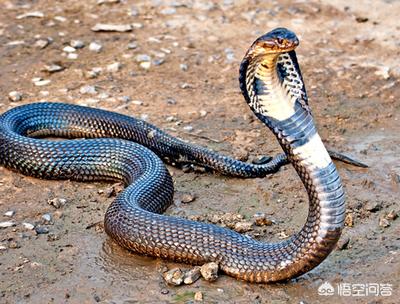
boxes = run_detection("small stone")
[199,110,207,117]
[153,58,165,66]
[183,125,193,132]
[336,236,350,250]
[35,39,49,49]
[35,226,49,234]
[234,221,252,233]
[379,217,390,228]
[140,61,151,70]
[136,54,151,62]
[344,213,354,227]
[180,63,188,71]
[86,67,102,78]
[8,91,23,102]
[9,240,20,249]
[118,96,132,103]
[163,268,184,286]
[253,213,273,226]
[54,16,67,22]
[16,11,44,19]
[80,85,97,95]
[200,262,219,282]
[48,198,67,209]
[32,78,51,86]
[91,23,133,32]
[63,46,76,53]
[183,266,201,284]
[0,221,16,228]
[67,53,78,60]
[70,40,85,49]
[127,42,138,49]
[365,201,382,212]
[42,213,52,224]
[4,210,15,217]
[131,100,143,105]
[0,245,7,251]
[181,193,196,204]
[160,7,176,15]
[44,64,64,73]
[89,42,103,53]
[194,291,203,301]
[107,62,122,72]
[160,288,169,295]
[166,98,176,105]
[22,222,35,230]
[180,83,191,89]
[386,210,398,221]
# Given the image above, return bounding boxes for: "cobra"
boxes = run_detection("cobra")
[0,28,351,282]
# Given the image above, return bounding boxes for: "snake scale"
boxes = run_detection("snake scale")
[0,28,352,282]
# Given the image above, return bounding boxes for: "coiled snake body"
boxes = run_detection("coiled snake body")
[0,28,346,282]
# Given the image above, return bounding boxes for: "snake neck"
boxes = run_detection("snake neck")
[238,50,346,279]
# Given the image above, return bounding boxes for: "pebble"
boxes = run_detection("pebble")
[131,100,143,105]
[70,40,85,49]
[4,210,15,217]
[35,39,50,49]
[194,291,203,301]
[54,16,67,22]
[63,46,76,53]
[48,197,67,209]
[183,266,201,284]
[89,42,103,53]
[9,240,20,249]
[163,268,184,286]
[234,221,253,233]
[32,78,51,86]
[42,213,52,224]
[16,11,44,19]
[44,64,64,73]
[180,63,188,71]
[183,125,193,132]
[365,201,382,212]
[35,226,49,234]
[181,193,196,204]
[22,222,35,230]
[86,67,103,79]
[379,217,390,228]
[386,210,398,221]
[344,213,354,227]
[136,54,151,62]
[8,91,23,102]
[140,61,151,70]
[118,96,132,103]
[200,262,219,282]
[166,98,176,105]
[160,7,177,15]
[336,236,350,250]
[80,85,98,95]
[91,23,133,32]
[107,62,122,72]
[0,245,7,251]
[0,221,16,228]
[253,213,273,226]
[199,110,207,117]
[127,42,138,49]
[153,58,165,66]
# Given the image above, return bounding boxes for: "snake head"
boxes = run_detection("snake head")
[249,28,299,56]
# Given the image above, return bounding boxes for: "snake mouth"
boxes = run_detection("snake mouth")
[250,27,299,55]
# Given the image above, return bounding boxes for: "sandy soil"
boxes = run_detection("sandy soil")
[0,0,399,303]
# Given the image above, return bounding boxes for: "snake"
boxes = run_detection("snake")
[0,28,355,283]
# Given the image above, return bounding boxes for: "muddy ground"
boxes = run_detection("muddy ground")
[0,0,399,303]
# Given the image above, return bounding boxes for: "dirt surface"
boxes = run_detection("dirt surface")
[0,0,399,303]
